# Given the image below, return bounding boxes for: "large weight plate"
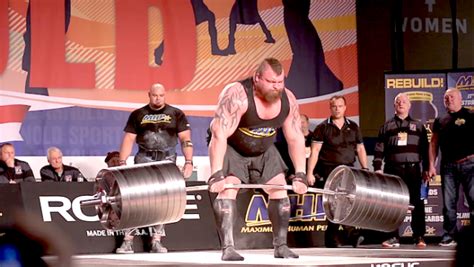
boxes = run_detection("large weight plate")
[323,165,410,232]
[95,161,186,230]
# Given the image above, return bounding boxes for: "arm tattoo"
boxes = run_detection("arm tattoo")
[215,87,246,132]
[290,102,302,134]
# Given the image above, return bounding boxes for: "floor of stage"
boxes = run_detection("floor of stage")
[44,244,457,267]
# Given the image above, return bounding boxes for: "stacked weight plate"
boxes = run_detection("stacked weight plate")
[95,161,186,230]
[323,165,410,232]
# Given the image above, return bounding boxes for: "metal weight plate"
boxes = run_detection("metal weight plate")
[323,165,410,232]
[95,161,187,230]
[322,166,356,223]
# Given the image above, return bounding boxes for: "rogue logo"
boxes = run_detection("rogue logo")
[40,194,201,222]
[40,196,98,222]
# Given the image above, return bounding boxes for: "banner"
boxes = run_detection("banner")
[447,71,474,109]
[0,0,359,157]
[2,181,220,254]
[0,182,327,254]
[234,191,326,249]
[401,0,474,70]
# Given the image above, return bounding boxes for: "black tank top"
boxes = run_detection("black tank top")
[228,78,290,156]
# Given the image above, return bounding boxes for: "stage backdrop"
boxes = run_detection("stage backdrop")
[384,72,473,238]
[0,0,359,157]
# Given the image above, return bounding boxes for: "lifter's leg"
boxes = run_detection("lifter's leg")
[268,198,299,258]
[213,176,244,261]
[265,174,299,258]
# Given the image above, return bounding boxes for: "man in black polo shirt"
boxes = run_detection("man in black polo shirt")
[429,88,474,247]
[373,93,429,248]
[0,143,35,183]
[307,95,368,248]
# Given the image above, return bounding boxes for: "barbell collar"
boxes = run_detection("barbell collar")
[80,193,118,207]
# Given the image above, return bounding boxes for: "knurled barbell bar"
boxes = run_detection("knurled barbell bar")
[80,161,411,233]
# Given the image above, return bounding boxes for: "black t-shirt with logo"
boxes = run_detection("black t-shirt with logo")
[432,107,474,163]
[124,104,190,152]
[228,78,290,157]
[311,118,363,166]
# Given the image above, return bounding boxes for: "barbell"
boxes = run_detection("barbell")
[80,161,411,233]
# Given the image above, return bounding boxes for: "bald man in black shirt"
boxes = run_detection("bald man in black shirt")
[429,88,474,247]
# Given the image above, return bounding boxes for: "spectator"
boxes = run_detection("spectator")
[104,151,121,168]
[94,151,122,198]
[40,147,84,182]
[0,143,35,183]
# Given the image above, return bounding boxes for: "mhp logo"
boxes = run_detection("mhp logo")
[244,193,325,227]
[456,75,473,89]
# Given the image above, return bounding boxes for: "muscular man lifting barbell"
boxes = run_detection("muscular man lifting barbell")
[207,58,308,261]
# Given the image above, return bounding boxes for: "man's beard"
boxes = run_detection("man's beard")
[263,90,282,103]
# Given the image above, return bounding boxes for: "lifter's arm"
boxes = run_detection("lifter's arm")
[281,89,307,194]
[208,82,248,190]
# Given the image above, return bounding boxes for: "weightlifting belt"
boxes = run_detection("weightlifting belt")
[139,149,175,161]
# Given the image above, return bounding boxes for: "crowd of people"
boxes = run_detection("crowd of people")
[0,58,472,261]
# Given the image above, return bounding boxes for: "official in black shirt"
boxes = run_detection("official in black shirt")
[307,95,368,248]
[0,143,35,183]
[429,88,474,247]
[373,93,429,248]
